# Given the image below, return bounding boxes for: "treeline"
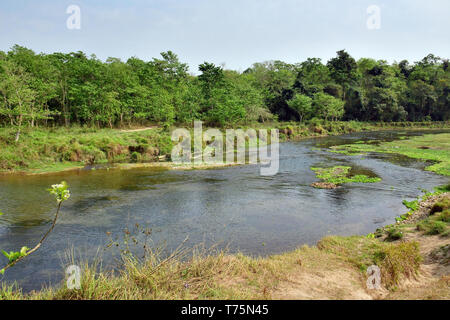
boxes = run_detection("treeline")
[0,45,448,137]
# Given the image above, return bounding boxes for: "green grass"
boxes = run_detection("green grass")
[414,195,450,236]
[0,126,172,173]
[330,133,450,176]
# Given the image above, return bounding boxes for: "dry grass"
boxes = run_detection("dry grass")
[0,236,424,300]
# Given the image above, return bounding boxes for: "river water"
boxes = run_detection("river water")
[0,130,448,292]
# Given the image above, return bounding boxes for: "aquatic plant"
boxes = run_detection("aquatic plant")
[0,182,70,275]
[328,133,450,176]
[310,166,381,188]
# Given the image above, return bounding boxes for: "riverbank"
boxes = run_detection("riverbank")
[1,187,448,300]
[0,121,448,175]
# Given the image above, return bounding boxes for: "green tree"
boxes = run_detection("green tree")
[313,92,345,121]
[327,50,358,102]
[0,59,38,141]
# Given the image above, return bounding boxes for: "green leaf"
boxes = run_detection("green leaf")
[1,250,10,259]
[0,211,3,216]
[20,246,29,256]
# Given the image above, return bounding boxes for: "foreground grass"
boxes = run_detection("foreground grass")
[330,132,450,176]
[0,121,448,174]
[0,237,422,300]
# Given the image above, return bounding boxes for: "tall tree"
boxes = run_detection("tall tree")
[327,50,358,102]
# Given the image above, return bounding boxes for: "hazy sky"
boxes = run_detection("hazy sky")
[1,0,449,73]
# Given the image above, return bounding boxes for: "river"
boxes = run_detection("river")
[0,130,448,292]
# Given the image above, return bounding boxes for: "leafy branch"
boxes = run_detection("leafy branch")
[0,181,70,275]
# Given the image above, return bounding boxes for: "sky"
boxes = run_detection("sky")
[0,0,449,73]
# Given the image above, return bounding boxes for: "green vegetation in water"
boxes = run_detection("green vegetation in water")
[327,148,366,156]
[310,166,381,188]
[416,196,450,237]
[329,133,450,176]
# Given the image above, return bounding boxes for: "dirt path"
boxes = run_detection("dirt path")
[120,126,158,133]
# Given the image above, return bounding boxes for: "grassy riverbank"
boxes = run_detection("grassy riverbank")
[1,189,449,300]
[329,132,450,176]
[0,121,448,174]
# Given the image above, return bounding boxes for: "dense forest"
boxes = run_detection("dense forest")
[0,45,448,139]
